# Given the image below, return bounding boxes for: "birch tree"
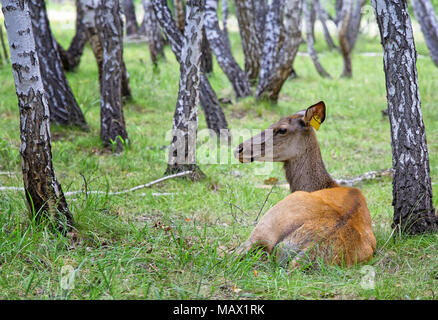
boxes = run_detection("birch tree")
[372,0,437,234]
[174,0,185,32]
[204,0,251,99]
[1,0,73,231]
[142,0,165,65]
[201,27,213,74]
[253,0,267,38]
[234,0,262,83]
[29,0,88,130]
[221,0,231,50]
[257,0,303,102]
[0,24,8,65]
[410,0,438,68]
[314,0,337,50]
[304,0,331,78]
[81,0,131,99]
[338,0,364,77]
[95,0,129,152]
[166,0,205,180]
[57,0,87,71]
[153,0,229,136]
[122,0,139,36]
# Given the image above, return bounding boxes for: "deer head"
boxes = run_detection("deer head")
[235,101,326,163]
[234,101,335,193]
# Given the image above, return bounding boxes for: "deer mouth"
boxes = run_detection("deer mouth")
[234,144,260,163]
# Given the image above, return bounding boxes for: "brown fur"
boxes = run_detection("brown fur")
[235,101,376,268]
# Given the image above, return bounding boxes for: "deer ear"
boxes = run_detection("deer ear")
[303,101,326,130]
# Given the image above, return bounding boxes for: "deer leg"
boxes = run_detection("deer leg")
[274,241,302,267]
[234,235,276,258]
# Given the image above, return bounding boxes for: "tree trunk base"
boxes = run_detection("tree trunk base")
[165,164,206,182]
[392,209,438,235]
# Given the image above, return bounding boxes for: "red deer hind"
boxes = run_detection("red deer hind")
[234,101,376,267]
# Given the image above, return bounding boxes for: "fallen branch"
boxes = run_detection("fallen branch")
[0,171,18,176]
[0,171,192,197]
[335,168,393,186]
[257,168,394,189]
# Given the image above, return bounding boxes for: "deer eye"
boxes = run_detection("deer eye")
[277,128,287,135]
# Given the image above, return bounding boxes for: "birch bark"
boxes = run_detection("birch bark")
[29,0,88,130]
[142,0,165,66]
[122,0,139,36]
[304,0,331,78]
[372,0,437,234]
[95,0,129,152]
[152,0,229,136]
[174,0,185,32]
[410,0,438,68]
[257,0,303,102]
[1,0,73,231]
[204,0,251,99]
[315,0,337,50]
[166,0,206,180]
[338,0,363,77]
[57,0,87,71]
[82,0,131,99]
[234,0,261,83]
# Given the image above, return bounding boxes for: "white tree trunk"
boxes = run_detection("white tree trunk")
[204,0,252,99]
[410,0,438,68]
[152,0,229,136]
[372,0,437,234]
[257,0,303,102]
[166,0,206,180]
[1,0,73,231]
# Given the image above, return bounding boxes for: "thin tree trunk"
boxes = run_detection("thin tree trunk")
[372,0,437,234]
[338,0,363,78]
[174,0,185,32]
[315,0,337,50]
[94,0,129,152]
[338,0,352,77]
[153,0,229,136]
[257,0,284,96]
[305,0,331,78]
[347,0,364,50]
[410,0,438,68]
[29,0,88,130]
[221,0,231,50]
[0,24,9,64]
[201,27,213,74]
[1,0,73,231]
[234,0,261,83]
[335,0,343,24]
[257,0,303,102]
[204,0,251,99]
[122,0,139,36]
[57,0,87,71]
[82,0,131,99]
[166,0,205,181]
[253,0,267,39]
[142,0,165,66]
[142,0,166,64]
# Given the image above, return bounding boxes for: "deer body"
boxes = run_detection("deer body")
[235,102,376,267]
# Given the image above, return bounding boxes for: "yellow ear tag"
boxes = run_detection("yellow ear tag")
[310,115,321,131]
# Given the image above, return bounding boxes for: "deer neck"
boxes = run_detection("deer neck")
[283,138,337,193]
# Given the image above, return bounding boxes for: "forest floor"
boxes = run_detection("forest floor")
[0,4,437,299]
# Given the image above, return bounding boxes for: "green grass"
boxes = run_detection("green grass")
[0,6,437,299]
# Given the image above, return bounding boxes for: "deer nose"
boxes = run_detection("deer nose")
[234,144,243,159]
